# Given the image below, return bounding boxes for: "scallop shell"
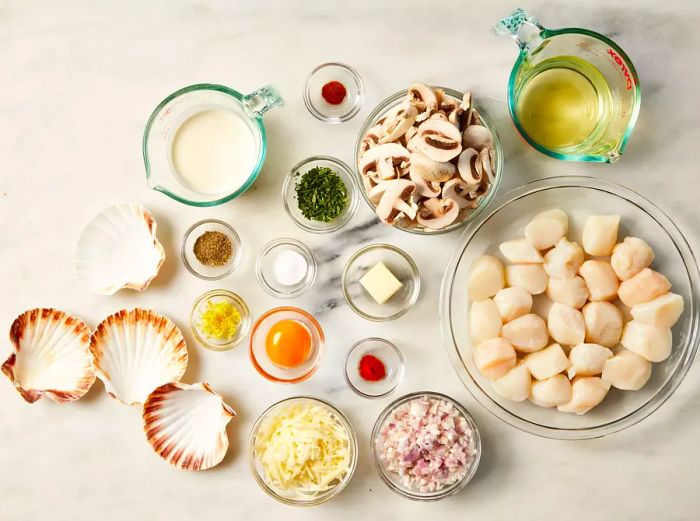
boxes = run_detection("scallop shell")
[2,308,95,404]
[76,203,165,295]
[90,309,188,405]
[143,382,235,471]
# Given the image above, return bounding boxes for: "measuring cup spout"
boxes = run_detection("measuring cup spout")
[493,8,545,52]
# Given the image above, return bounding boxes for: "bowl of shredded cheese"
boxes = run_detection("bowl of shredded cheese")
[249,396,358,506]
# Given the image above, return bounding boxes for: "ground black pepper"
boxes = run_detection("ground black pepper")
[193,231,233,267]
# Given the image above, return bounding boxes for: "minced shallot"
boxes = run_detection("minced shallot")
[376,396,477,493]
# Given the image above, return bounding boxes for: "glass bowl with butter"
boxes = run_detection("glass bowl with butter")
[342,244,421,321]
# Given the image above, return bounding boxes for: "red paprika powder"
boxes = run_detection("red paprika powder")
[321,80,347,105]
[358,354,386,382]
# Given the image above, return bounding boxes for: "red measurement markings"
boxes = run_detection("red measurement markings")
[607,49,634,90]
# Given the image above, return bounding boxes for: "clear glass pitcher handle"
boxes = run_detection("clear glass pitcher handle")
[243,85,284,116]
[493,8,545,51]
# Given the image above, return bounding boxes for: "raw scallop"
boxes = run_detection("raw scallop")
[469,299,502,344]
[493,286,532,323]
[2,308,95,404]
[505,264,548,295]
[530,374,572,408]
[630,293,684,329]
[620,320,672,363]
[581,215,620,256]
[492,363,531,402]
[617,268,671,307]
[524,209,568,250]
[76,203,165,295]
[602,350,652,391]
[567,343,613,378]
[468,255,505,300]
[581,302,623,347]
[501,314,549,353]
[473,337,516,380]
[90,309,188,405]
[557,377,610,415]
[143,382,235,471]
[524,343,570,380]
[547,303,585,346]
[544,238,584,279]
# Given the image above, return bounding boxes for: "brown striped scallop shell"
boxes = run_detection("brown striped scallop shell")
[90,309,188,405]
[2,308,95,404]
[143,382,235,471]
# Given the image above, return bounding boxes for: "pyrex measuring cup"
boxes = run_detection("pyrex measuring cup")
[143,83,283,206]
[495,9,640,163]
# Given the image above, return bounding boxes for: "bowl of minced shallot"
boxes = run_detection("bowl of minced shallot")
[371,391,481,501]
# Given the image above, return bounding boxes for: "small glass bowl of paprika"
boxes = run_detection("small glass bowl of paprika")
[344,337,405,398]
[304,62,364,123]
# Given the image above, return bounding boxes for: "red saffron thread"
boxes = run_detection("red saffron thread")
[359,354,386,382]
[321,80,347,105]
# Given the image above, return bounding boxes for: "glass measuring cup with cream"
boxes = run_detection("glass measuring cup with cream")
[143,84,283,206]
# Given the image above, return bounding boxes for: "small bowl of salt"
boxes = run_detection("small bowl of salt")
[255,238,317,298]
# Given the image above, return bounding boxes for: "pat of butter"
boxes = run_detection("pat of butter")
[360,261,403,304]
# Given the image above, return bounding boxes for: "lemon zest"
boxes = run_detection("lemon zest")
[198,300,241,340]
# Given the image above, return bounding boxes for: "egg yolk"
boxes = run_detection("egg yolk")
[265,319,312,368]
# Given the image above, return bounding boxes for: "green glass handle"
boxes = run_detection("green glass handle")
[493,8,545,51]
[243,85,284,116]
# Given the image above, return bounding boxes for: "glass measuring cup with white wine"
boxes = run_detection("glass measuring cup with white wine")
[495,9,640,163]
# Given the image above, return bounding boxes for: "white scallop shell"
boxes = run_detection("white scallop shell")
[143,382,235,471]
[76,203,165,295]
[2,308,95,404]
[90,309,188,405]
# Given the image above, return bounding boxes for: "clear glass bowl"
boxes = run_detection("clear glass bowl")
[344,337,405,398]
[440,176,700,440]
[190,289,251,351]
[181,219,242,280]
[249,307,324,384]
[354,88,503,235]
[249,396,358,506]
[371,391,482,501]
[342,244,420,322]
[303,62,364,123]
[256,238,317,298]
[282,156,359,233]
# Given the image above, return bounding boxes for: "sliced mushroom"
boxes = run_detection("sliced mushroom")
[479,147,495,184]
[416,197,460,230]
[375,179,417,225]
[457,148,481,188]
[462,124,493,151]
[408,83,438,122]
[449,92,472,130]
[416,119,462,162]
[428,111,449,121]
[406,133,421,152]
[358,143,410,180]
[442,178,475,209]
[409,151,456,183]
[379,104,418,143]
[409,165,441,198]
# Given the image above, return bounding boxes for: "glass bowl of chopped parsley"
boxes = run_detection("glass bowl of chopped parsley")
[282,156,358,233]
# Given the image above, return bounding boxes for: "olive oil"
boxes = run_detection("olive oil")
[515,56,611,152]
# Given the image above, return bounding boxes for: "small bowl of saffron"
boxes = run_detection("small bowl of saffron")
[304,62,364,123]
[344,338,405,398]
[190,289,251,351]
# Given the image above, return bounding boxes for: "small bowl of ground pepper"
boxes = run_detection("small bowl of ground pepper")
[181,219,242,280]
[344,337,405,398]
[191,289,251,351]
[282,156,358,233]
[304,62,364,123]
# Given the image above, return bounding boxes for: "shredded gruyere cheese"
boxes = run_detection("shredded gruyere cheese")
[254,401,351,493]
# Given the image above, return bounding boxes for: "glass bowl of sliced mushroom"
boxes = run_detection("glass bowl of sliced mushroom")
[354,84,503,235]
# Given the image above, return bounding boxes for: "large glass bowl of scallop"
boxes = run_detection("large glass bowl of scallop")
[354,85,503,235]
[440,176,699,440]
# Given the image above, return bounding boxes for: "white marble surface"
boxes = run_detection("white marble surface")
[1,1,699,519]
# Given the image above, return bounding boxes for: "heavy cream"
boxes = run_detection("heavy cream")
[171,108,256,195]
